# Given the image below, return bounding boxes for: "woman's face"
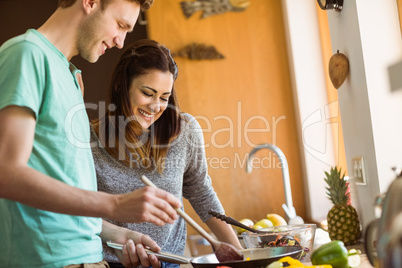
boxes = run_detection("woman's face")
[129,70,173,129]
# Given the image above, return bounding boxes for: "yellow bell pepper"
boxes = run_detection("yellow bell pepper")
[267,256,332,268]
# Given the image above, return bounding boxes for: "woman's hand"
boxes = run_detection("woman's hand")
[100,221,162,267]
[116,239,161,268]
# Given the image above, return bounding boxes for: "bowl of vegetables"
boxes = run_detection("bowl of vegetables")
[241,224,317,262]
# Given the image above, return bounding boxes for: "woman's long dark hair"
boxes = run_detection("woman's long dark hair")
[92,39,181,173]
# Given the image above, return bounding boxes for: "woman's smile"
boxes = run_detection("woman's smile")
[138,108,155,120]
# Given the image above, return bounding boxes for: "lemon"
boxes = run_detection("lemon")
[254,219,274,229]
[253,224,263,230]
[266,213,287,226]
[236,218,254,234]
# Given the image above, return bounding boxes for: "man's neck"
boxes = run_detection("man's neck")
[37,7,83,61]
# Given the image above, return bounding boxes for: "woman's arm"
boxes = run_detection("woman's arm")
[180,114,243,250]
[206,217,243,249]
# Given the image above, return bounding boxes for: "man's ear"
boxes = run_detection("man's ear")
[82,0,99,14]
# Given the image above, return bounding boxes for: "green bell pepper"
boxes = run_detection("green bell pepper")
[311,240,349,268]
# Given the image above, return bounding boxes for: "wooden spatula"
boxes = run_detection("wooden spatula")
[140,175,243,263]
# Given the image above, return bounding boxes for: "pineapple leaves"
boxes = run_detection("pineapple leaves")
[324,166,350,206]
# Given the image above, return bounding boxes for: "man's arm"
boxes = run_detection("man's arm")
[0,105,180,225]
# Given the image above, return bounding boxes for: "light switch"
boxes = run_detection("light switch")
[352,156,366,185]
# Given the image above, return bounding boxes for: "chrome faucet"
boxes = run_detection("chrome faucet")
[246,143,303,224]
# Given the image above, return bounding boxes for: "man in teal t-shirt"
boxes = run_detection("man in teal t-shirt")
[0,0,181,267]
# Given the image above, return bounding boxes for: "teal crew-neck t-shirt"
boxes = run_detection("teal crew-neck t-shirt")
[0,29,102,267]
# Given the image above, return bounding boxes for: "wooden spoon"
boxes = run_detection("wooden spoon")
[140,175,244,263]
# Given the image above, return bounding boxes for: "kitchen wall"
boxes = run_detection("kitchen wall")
[326,0,402,229]
[281,0,343,223]
[146,0,307,234]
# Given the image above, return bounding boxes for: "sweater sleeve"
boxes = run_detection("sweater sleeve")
[181,114,225,222]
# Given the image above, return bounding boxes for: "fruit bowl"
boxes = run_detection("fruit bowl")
[241,224,317,262]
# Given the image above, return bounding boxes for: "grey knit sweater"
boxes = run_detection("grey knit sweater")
[91,113,224,262]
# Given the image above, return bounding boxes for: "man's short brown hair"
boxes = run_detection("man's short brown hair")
[57,0,153,11]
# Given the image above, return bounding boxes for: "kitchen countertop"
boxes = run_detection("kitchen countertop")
[180,243,373,268]
[180,254,372,268]
[182,229,372,267]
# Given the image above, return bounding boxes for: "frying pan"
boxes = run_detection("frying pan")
[107,242,301,267]
[108,241,301,267]
[190,246,303,268]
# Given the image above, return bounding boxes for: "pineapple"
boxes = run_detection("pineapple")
[325,166,361,245]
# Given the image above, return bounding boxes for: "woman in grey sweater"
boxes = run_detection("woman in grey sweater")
[91,39,242,268]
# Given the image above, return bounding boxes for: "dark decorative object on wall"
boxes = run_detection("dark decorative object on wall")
[317,0,343,12]
[172,43,225,60]
[180,0,250,19]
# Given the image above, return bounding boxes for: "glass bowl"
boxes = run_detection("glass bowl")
[241,224,317,262]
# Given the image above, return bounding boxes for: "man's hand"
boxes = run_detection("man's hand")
[109,186,181,225]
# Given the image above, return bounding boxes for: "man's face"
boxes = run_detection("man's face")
[77,0,140,63]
